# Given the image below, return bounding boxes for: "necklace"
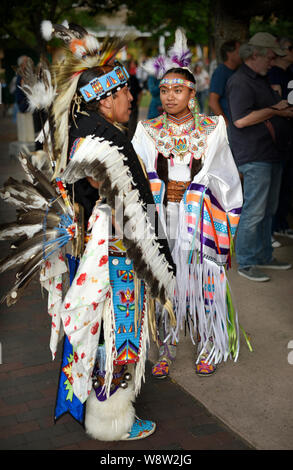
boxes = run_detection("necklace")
[160,112,207,164]
[162,112,194,160]
[143,113,218,167]
[166,112,194,127]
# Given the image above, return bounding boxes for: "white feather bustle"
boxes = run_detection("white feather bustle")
[20,76,56,112]
[72,45,87,59]
[62,136,177,302]
[41,20,54,41]
[85,377,135,441]
[84,35,100,53]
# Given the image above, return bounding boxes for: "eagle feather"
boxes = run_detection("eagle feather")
[0,229,59,274]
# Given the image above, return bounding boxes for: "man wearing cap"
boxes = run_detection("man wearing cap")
[268,37,293,242]
[226,32,293,282]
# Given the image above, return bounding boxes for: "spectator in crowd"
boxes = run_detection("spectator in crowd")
[9,74,18,122]
[128,58,137,76]
[268,37,293,99]
[13,55,36,145]
[15,55,30,113]
[147,75,162,119]
[268,37,293,244]
[209,40,241,125]
[226,32,293,282]
[208,57,217,80]
[136,58,149,91]
[193,61,210,113]
[14,55,47,148]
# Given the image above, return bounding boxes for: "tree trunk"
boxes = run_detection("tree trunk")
[207,1,215,68]
[213,0,250,62]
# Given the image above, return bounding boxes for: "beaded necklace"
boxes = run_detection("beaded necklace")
[143,112,218,168]
[159,111,206,167]
[164,112,194,127]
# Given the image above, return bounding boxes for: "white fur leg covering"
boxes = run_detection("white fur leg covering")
[84,382,135,441]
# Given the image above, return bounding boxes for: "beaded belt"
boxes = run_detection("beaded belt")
[167,180,191,203]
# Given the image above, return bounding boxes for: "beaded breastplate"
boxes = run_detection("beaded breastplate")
[142,113,218,166]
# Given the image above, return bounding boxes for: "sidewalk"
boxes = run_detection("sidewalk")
[0,275,250,451]
[0,111,292,451]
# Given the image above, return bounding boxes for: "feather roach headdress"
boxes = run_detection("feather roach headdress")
[44,21,132,178]
[143,28,192,79]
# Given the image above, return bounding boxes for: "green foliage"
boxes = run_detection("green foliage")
[1,0,292,54]
[250,14,293,39]
[125,0,210,46]
[0,0,117,52]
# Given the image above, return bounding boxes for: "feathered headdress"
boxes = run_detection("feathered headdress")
[45,21,132,178]
[143,28,192,79]
[18,20,131,178]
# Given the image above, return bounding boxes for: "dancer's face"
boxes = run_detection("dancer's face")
[160,73,195,118]
[100,85,133,124]
[112,85,133,123]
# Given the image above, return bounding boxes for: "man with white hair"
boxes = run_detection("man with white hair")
[226,32,293,282]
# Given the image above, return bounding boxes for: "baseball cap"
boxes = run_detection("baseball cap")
[248,32,286,56]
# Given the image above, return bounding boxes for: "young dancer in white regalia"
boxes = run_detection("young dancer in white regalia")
[132,29,246,378]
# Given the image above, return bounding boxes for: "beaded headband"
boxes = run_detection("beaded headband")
[79,64,129,102]
[159,78,196,90]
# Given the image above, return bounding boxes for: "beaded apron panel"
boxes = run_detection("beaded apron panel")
[108,238,145,365]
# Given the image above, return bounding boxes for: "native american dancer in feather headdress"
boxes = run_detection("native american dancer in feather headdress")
[132,28,252,379]
[0,20,177,441]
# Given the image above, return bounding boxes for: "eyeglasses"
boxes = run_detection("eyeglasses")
[283,46,293,52]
